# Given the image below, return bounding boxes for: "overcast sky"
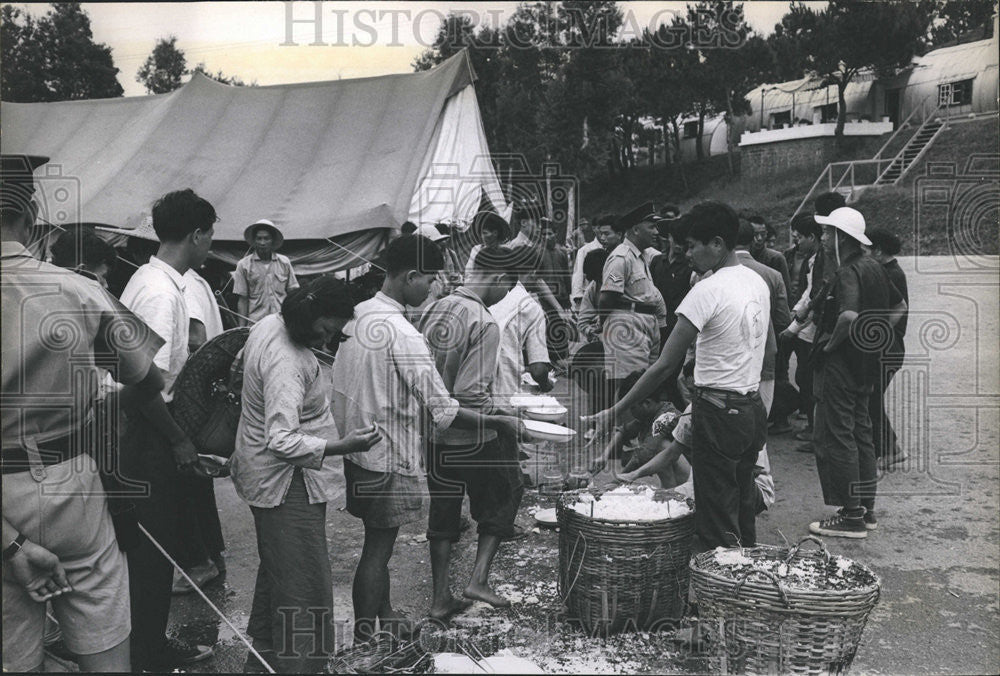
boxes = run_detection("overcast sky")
[16,2,827,96]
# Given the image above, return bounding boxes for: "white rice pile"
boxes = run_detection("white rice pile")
[570,486,692,521]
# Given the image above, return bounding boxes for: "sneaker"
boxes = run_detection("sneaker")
[172,560,220,594]
[795,443,814,453]
[839,507,878,531]
[150,638,214,669]
[809,513,867,538]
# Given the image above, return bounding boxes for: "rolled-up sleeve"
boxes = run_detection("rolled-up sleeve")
[261,355,326,469]
[392,332,459,431]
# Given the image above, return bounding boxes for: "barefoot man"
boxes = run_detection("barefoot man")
[419,245,527,616]
[331,235,523,643]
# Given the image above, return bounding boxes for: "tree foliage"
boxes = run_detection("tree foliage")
[1,3,123,103]
[411,0,976,182]
[929,0,997,46]
[776,1,935,137]
[136,36,188,94]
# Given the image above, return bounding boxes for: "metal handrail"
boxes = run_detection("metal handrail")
[788,95,947,233]
[873,92,937,160]
[873,100,946,185]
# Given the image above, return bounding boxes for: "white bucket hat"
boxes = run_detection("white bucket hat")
[815,207,872,246]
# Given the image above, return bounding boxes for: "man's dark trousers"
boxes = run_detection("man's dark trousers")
[690,388,768,548]
[813,353,877,512]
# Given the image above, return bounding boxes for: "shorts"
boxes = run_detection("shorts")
[425,438,523,542]
[2,455,130,671]
[343,460,423,529]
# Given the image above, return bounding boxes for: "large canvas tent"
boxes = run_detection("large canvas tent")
[1,50,506,274]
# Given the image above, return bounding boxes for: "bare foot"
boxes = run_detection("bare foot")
[428,595,474,621]
[463,583,511,608]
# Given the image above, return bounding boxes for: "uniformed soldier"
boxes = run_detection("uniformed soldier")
[1,155,165,672]
[599,202,667,392]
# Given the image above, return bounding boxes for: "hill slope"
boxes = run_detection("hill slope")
[578,116,998,254]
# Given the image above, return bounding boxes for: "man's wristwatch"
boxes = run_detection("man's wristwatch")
[3,533,27,560]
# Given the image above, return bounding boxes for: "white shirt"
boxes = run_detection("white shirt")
[503,231,532,249]
[331,292,459,476]
[489,282,549,402]
[465,243,483,277]
[675,264,769,394]
[570,238,603,302]
[787,254,818,343]
[183,269,224,340]
[120,256,189,401]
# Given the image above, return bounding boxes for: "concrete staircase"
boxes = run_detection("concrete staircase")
[789,95,946,224]
[874,117,945,185]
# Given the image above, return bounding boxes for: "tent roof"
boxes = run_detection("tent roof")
[1,51,476,242]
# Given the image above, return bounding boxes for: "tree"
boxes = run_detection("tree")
[766,3,820,82]
[1,3,123,102]
[788,1,935,139]
[695,2,775,174]
[929,0,996,46]
[549,1,630,181]
[137,36,188,94]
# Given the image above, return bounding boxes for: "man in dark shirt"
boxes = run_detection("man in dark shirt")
[650,207,692,335]
[808,208,906,539]
[867,228,909,468]
[748,215,791,301]
[539,224,571,308]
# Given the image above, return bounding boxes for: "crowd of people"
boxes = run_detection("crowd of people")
[2,151,909,673]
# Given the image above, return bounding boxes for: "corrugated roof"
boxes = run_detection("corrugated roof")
[906,36,999,85]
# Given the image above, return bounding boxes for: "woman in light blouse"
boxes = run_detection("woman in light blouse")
[230,276,380,673]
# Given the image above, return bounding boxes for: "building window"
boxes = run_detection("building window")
[769,110,791,129]
[816,103,838,123]
[938,79,974,106]
[683,121,699,139]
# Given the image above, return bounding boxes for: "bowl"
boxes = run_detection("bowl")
[534,507,558,527]
[523,419,577,443]
[523,406,568,422]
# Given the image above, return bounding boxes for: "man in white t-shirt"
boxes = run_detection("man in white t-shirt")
[586,201,769,549]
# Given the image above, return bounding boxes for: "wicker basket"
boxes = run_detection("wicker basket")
[689,535,881,675]
[170,327,249,457]
[557,487,696,635]
[327,632,428,674]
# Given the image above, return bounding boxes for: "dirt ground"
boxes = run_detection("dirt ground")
[115,256,999,674]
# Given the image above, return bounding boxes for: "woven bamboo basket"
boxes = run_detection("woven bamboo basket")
[170,327,249,456]
[556,487,696,635]
[327,632,428,674]
[689,535,881,675]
